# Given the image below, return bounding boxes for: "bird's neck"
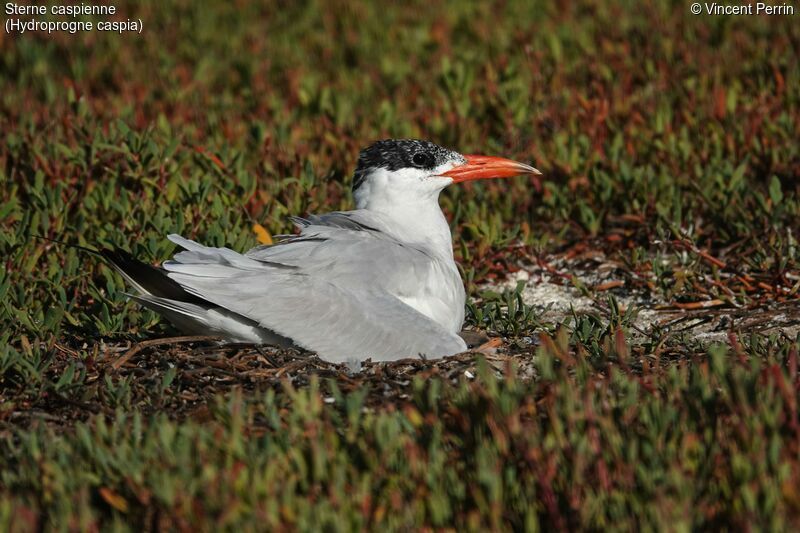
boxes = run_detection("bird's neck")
[357,193,454,259]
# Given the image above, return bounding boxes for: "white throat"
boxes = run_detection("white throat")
[353,167,454,258]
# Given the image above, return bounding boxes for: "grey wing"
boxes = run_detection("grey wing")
[163,233,466,362]
[244,211,442,296]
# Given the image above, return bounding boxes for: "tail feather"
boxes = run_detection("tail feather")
[127,293,216,337]
[38,235,289,346]
[99,248,207,304]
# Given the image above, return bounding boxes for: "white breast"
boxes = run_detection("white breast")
[394,258,465,333]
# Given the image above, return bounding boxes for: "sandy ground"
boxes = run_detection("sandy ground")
[484,257,800,346]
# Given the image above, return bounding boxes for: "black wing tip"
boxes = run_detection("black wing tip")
[99,246,209,307]
[99,247,139,265]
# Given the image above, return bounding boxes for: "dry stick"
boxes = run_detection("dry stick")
[672,299,726,310]
[594,280,625,291]
[674,316,714,334]
[111,335,221,370]
[53,343,82,358]
[274,359,311,378]
[749,316,796,333]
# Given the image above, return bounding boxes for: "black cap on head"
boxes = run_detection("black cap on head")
[352,139,463,192]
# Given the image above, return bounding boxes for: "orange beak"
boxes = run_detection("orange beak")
[440,155,541,183]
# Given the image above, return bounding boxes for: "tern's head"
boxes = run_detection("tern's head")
[351,139,540,210]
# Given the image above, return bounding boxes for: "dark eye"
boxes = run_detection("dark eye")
[412,152,431,167]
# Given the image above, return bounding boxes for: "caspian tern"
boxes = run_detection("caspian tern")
[105,139,540,362]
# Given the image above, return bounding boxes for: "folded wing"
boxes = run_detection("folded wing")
[161,215,467,362]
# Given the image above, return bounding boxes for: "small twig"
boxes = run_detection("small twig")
[672,299,726,310]
[111,336,221,370]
